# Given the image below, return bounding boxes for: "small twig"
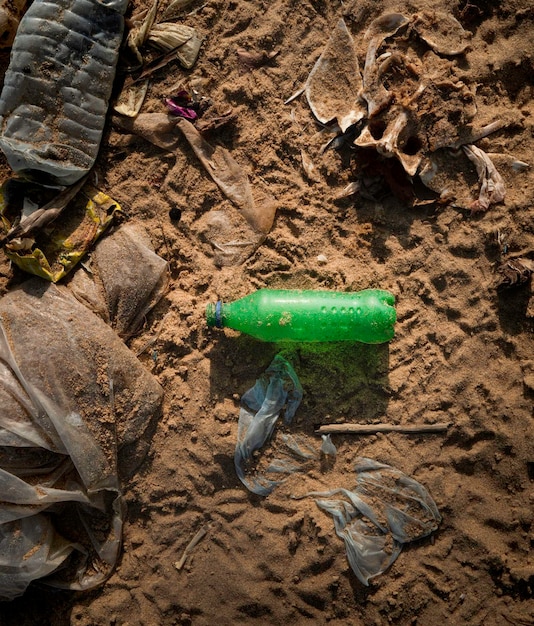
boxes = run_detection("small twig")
[174,526,208,570]
[315,422,450,435]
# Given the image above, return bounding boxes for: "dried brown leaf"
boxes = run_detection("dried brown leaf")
[496,258,534,289]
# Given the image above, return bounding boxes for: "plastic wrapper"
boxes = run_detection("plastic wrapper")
[0,0,128,185]
[0,226,166,600]
[234,355,303,496]
[0,180,121,282]
[68,223,168,339]
[297,458,442,585]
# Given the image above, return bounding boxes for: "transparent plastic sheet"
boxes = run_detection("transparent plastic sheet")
[0,228,165,600]
[68,224,169,339]
[234,355,303,496]
[295,458,442,585]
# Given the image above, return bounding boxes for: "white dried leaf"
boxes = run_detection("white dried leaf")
[114,80,149,117]
[174,29,203,69]
[127,0,159,64]
[335,181,360,199]
[463,144,506,210]
[147,23,203,68]
[147,23,195,50]
[305,19,365,133]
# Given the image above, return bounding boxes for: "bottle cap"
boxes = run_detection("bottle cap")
[206,301,223,328]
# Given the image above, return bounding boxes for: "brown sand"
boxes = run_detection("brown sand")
[1,0,533,624]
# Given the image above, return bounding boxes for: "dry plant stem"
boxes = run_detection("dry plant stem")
[174,526,208,570]
[0,174,89,246]
[315,422,450,435]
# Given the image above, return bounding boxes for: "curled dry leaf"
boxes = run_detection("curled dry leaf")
[412,11,470,56]
[114,79,150,117]
[362,13,409,117]
[305,19,365,133]
[236,48,280,73]
[496,258,534,289]
[126,0,159,65]
[147,23,203,69]
[463,144,506,211]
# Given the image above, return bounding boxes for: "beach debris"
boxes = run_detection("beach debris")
[321,434,337,456]
[0,273,163,599]
[115,0,203,115]
[124,0,203,70]
[305,18,365,133]
[234,355,303,496]
[463,144,506,211]
[299,14,507,208]
[237,47,280,74]
[0,178,121,282]
[230,362,441,585]
[0,0,128,185]
[113,111,273,265]
[411,11,470,56]
[354,107,423,177]
[316,422,450,435]
[301,148,321,183]
[126,0,159,66]
[174,525,208,570]
[496,258,534,290]
[176,118,277,265]
[361,13,409,117]
[293,458,441,585]
[114,79,150,118]
[165,90,200,120]
[113,112,182,150]
[68,224,169,339]
[148,23,203,69]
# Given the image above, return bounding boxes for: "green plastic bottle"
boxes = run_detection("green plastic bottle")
[206,289,396,343]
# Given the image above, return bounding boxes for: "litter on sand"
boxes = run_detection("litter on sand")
[0,225,166,599]
[113,112,277,266]
[234,355,303,496]
[298,12,515,209]
[293,458,442,586]
[232,356,441,585]
[0,178,121,282]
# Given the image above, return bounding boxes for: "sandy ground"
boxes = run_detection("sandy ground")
[1,0,533,624]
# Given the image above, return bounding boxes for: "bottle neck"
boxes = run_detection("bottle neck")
[206,301,224,328]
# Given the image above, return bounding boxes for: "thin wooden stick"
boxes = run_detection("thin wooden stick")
[315,422,450,436]
[174,526,208,571]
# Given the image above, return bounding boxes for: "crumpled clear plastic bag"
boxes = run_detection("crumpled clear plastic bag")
[67,223,168,339]
[299,458,442,585]
[0,225,165,600]
[234,355,303,496]
[232,358,441,584]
